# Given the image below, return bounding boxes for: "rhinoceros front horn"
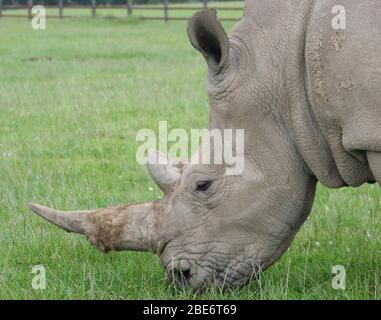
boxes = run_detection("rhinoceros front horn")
[28,203,92,234]
[28,150,181,253]
[28,200,163,253]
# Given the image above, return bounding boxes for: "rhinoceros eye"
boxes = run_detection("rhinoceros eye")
[195,180,212,192]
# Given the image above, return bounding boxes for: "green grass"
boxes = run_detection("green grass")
[0,12,380,300]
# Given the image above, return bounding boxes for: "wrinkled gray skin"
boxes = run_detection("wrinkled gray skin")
[29,0,381,290]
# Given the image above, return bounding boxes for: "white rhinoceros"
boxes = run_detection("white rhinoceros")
[29,0,381,289]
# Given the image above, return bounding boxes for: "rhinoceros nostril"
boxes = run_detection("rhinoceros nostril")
[180,268,191,280]
[173,265,191,280]
[171,261,193,286]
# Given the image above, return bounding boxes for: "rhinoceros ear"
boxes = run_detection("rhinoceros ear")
[147,150,182,192]
[187,9,230,73]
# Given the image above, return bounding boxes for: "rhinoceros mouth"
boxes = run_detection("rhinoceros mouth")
[161,243,262,290]
[164,258,215,291]
[163,257,261,290]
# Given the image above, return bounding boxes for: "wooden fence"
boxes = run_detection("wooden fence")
[0,1,244,21]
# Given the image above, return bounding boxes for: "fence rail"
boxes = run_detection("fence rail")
[0,1,244,21]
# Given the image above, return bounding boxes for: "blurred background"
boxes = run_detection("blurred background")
[0,0,243,21]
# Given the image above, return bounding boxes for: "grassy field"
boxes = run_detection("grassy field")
[0,11,380,300]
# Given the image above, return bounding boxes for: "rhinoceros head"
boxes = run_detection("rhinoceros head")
[29,9,317,290]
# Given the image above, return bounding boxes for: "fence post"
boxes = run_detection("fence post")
[127,0,132,17]
[91,0,96,18]
[59,0,63,19]
[163,0,168,23]
[203,0,208,9]
[28,0,33,19]
[0,0,3,18]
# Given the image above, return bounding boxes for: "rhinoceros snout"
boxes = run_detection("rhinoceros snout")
[166,259,195,288]
[170,265,192,288]
[165,259,213,291]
